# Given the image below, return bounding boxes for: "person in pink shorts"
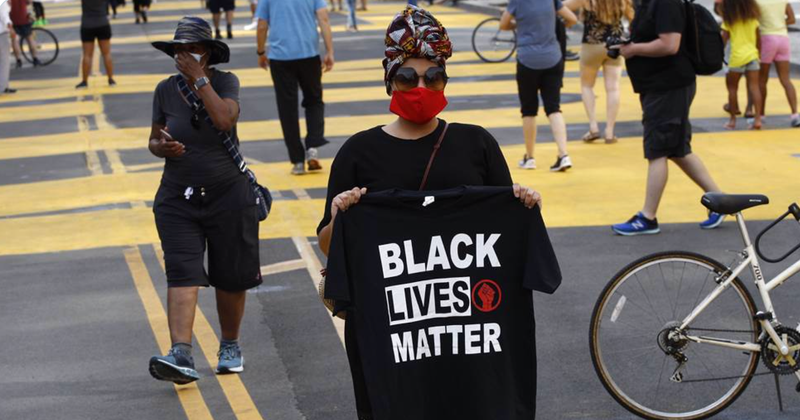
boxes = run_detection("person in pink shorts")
[755,0,798,127]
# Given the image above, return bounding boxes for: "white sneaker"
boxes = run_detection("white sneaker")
[291,163,306,175]
[243,19,258,31]
[549,155,572,172]
[306,147,322,171]
[518,154,536,170]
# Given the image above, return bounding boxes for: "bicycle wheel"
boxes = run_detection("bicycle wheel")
[21,28,59,66]
[590,251,760,420]
[471,18,516,63]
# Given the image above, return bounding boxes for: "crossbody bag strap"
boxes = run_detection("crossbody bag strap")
[176,76,257,183]
[418,122,449,191]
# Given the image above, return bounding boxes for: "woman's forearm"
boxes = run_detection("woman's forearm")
[196,86,237,132]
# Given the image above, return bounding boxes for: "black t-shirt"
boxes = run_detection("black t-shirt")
[316,120,513,234]
[152,70,242,187]
[325,186,562,420]
[626,0,696,93]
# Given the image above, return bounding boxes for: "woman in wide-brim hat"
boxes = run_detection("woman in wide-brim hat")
[146,16,263,385]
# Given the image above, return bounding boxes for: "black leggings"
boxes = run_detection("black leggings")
[515,61,564,117]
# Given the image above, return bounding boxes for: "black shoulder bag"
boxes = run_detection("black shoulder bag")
[176,75,273,222]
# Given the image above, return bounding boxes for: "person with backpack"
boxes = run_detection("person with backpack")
[500,0,578,172]
[720,0,763,130]
[611,0,725,236]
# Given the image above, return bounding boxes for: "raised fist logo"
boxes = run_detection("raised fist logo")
[472,279,501,312]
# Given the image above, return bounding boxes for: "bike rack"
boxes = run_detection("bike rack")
[755,203,800,263]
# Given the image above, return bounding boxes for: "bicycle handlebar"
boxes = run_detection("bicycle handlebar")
[754,202,800,263]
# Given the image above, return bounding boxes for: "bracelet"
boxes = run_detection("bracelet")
[257,50,266,56]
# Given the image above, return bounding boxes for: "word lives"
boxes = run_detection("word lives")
[378,233,506,364]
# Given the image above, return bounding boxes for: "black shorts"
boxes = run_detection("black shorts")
[153,176,262,292]
[515,61,563,117]
[207,0,235,12]
[640,82,696,160]
[13,24,33,39]
[80,25,112,43]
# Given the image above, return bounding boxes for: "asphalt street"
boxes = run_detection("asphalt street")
[1,1,800,419]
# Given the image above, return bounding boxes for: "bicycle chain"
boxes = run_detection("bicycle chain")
[669,327,759,383]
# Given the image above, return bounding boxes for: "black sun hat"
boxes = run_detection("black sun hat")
[152,16,230,65]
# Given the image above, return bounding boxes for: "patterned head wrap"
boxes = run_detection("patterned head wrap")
[383,6,453,95]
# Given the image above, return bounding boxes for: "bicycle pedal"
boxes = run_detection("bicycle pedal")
[670,372,684,383]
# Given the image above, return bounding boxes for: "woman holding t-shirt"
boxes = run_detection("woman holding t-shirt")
[316,6,541,419]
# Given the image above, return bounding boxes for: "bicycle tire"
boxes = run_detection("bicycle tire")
[471,18,516,63]
[590,251,759,420]
[21,28,59,66]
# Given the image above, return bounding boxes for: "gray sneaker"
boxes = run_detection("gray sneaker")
[216,342,244,374]
[149,346,200,384]
[291,162,306,175]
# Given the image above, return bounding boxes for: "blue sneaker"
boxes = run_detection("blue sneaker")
[216,342,244,374]
[612,212,660,236]
[149,345,200,385]
[699,211,726,230]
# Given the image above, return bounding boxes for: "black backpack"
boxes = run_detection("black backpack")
[683,0,725,75]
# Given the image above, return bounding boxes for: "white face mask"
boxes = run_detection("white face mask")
[174,52,205,65]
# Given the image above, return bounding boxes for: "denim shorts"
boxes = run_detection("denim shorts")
[728,59,760,73]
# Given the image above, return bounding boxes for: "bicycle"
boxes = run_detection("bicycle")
[20,27,59,66]
[471,17,516,63]
[590,192,800,420]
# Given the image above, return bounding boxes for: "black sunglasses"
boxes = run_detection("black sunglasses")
[392,67,448,92]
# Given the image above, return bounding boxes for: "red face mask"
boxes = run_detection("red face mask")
[389,87,448,125]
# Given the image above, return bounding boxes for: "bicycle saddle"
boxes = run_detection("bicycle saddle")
[701,193,770,215]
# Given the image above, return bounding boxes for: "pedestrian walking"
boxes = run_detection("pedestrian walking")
[9,0,42,66]
[76,0,116,89]
[316,8,542,419]
[564,0,634,144]
[256,0,334,175]
[1,0,16,94]
[133,0,149,24]
[345,0,357,31]
[754,0,798,127]
[147,17,262,385]
[720,0,763,130]
[500,0,578,172]
[611,0,725,236]
[243,0,259,30]
[207,0,235,39]
[358,0,366,11]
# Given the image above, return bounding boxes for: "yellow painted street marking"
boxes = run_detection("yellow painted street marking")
[123,246,215,420]
[0,101,102,123]
[292,236,346,347]
[1,129,798,256]
[152,244,265,420]
[260,259,307,276]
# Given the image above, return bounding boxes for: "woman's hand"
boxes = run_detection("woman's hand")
[175,52,206,83]
[150,129,185,158]
[513,184,542,209]
[331,187,367,220]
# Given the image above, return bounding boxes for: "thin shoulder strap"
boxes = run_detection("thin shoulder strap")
[419,122,449,191]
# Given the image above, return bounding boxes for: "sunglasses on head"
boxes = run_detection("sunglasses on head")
[392,67,448,92]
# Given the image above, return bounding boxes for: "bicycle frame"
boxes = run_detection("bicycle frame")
[676,212,800,381]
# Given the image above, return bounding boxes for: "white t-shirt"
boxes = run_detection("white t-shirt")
[0,1,11,35]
